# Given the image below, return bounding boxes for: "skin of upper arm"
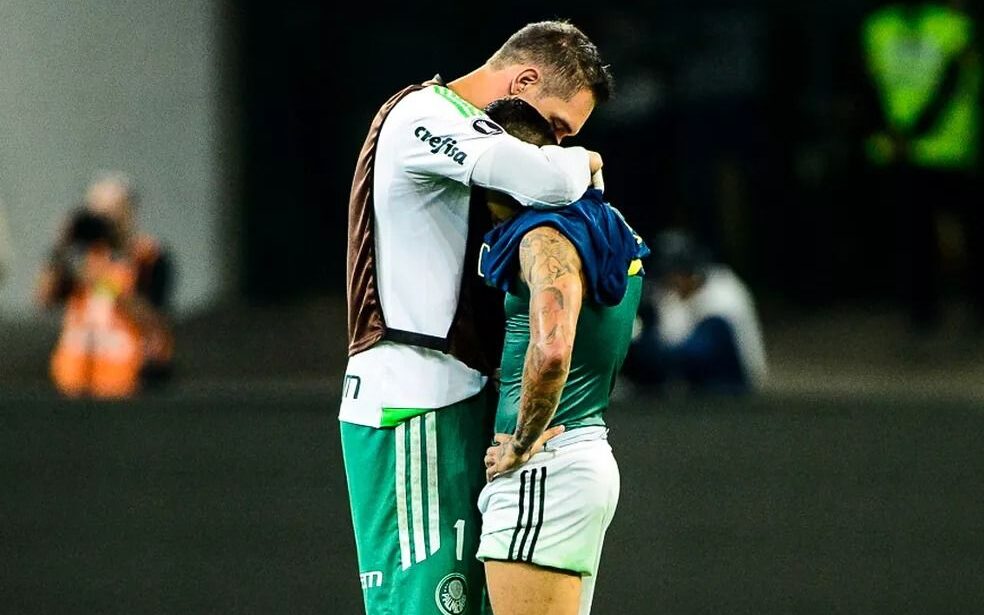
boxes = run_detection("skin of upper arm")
[518,226,584,365]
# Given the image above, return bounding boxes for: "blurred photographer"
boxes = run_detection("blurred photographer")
[35,171,174,398]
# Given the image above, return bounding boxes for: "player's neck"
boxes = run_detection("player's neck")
[446,65,510,110]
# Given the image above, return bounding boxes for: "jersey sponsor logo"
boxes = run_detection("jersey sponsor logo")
[434,572,467,615]
[360,570,383,590]
[472,118,503,136]
[414,126,468,165]
[343,374,362,400]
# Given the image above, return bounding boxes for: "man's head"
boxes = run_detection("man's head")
[84,171,138,240]
[482,97,556,222]
[651,230,711,300]
[486,20,613,142]
[485,97,556,147]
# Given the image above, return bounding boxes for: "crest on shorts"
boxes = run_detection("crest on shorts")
[434,572,467,615]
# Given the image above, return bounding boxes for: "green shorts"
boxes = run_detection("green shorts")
[340,387,495,615]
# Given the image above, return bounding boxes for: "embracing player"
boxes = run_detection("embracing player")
[477,97,648,615]
[340,20,614,615]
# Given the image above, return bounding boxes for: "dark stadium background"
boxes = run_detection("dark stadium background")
[3,1,984,614]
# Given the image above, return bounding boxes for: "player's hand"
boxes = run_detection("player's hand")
[484,425,565,482]
[587,150,603,175]
[587,151,604,191]
[591,168,605,192]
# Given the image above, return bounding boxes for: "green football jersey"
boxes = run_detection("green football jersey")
[494,275,643,434]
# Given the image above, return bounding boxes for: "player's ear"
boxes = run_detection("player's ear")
[509,68,540,95]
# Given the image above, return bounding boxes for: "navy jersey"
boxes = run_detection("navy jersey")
[479,189,649,305]
[479,190,649,433]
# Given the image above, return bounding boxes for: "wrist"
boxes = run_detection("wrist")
[509,437,532,456]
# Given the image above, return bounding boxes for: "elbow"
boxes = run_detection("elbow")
[532,341,573,379]
[517,176,573,209]
[534,170,579,207]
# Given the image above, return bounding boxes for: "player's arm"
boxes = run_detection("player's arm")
[397,92,599,208]
[485,226,583,481]
[470,139,602,208]
[514,226,583,448]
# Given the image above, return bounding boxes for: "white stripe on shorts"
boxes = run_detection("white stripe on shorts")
[425,412,440,555]
[409,416,427,563]
[394,423,412,570]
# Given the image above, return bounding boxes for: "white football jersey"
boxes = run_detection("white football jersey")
[340,84,511,427]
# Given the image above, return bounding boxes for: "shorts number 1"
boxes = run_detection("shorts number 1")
[454,519,465,561]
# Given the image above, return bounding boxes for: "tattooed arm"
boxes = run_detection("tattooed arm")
[485,225,583,481]
[513,225,584,450]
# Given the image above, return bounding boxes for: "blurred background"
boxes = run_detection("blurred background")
[2,1,983,613]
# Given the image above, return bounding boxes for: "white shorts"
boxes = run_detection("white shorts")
[476,426,620,577]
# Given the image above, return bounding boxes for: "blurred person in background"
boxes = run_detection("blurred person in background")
[860,0,983,333]
[622,230,767,396]
[340,20,611,615]
[477,98,648,615]
[35,171,174,398]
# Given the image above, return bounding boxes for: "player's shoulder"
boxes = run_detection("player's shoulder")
[520,223,575,246]
[517,224,582,273]
[532,193,631,242]
[390,83,486,125]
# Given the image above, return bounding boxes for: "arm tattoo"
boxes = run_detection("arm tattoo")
[512,227,583,453]
[519,232,576,287]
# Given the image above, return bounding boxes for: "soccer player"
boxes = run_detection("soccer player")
[340,21,614,615]
[476,98,648,615]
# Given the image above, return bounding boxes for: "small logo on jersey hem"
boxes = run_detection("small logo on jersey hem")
[472,118,503,136]
[343,374,362,400]
[435,572,467,614]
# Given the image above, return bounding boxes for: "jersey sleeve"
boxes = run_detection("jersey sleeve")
[471,141,591,208]
[481,193,650,305]
[392,86,510,185]
[390,86,591,206]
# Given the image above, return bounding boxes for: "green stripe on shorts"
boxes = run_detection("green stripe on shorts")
[381,406,431,428]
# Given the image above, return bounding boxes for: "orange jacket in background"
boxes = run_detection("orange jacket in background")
[50,238,172,399]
